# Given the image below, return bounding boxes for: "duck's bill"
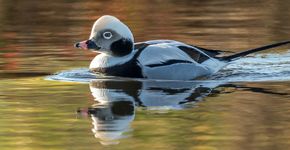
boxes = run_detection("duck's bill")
[75,40,88,49]
[74,40,101,50]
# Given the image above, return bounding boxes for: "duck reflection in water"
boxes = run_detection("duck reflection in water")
[77,79,288,145]
[78,79,226,145]
[84,100,134,145]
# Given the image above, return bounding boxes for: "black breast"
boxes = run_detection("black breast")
[91,43,150,78]
[91,60,143,78]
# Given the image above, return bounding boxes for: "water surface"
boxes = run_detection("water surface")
[1,0,290,149]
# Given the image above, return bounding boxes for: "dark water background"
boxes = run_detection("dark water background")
[1,0,290,149]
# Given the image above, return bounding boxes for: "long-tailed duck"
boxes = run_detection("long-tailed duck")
[75,15,290,80]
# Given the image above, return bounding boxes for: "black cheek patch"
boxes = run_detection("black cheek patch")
[110,38,133,57]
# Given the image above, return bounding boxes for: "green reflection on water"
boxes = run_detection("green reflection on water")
[1,78,290,149]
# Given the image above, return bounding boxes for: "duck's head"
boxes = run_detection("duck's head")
[75,15,134,56]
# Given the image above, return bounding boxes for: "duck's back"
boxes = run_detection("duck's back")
[135,40,226,80]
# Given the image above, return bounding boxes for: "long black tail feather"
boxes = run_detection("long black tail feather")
[220,40,290,61]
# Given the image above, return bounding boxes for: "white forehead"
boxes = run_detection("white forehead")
[90,15,134,41]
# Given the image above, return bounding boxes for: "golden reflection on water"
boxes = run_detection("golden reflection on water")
[1,0,290,75]
[1,0,290,149]
[2,77,290,149]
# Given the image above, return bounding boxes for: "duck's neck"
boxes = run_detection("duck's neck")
[89,52,135,69]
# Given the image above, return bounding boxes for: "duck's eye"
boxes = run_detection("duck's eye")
[103,31,113,39]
